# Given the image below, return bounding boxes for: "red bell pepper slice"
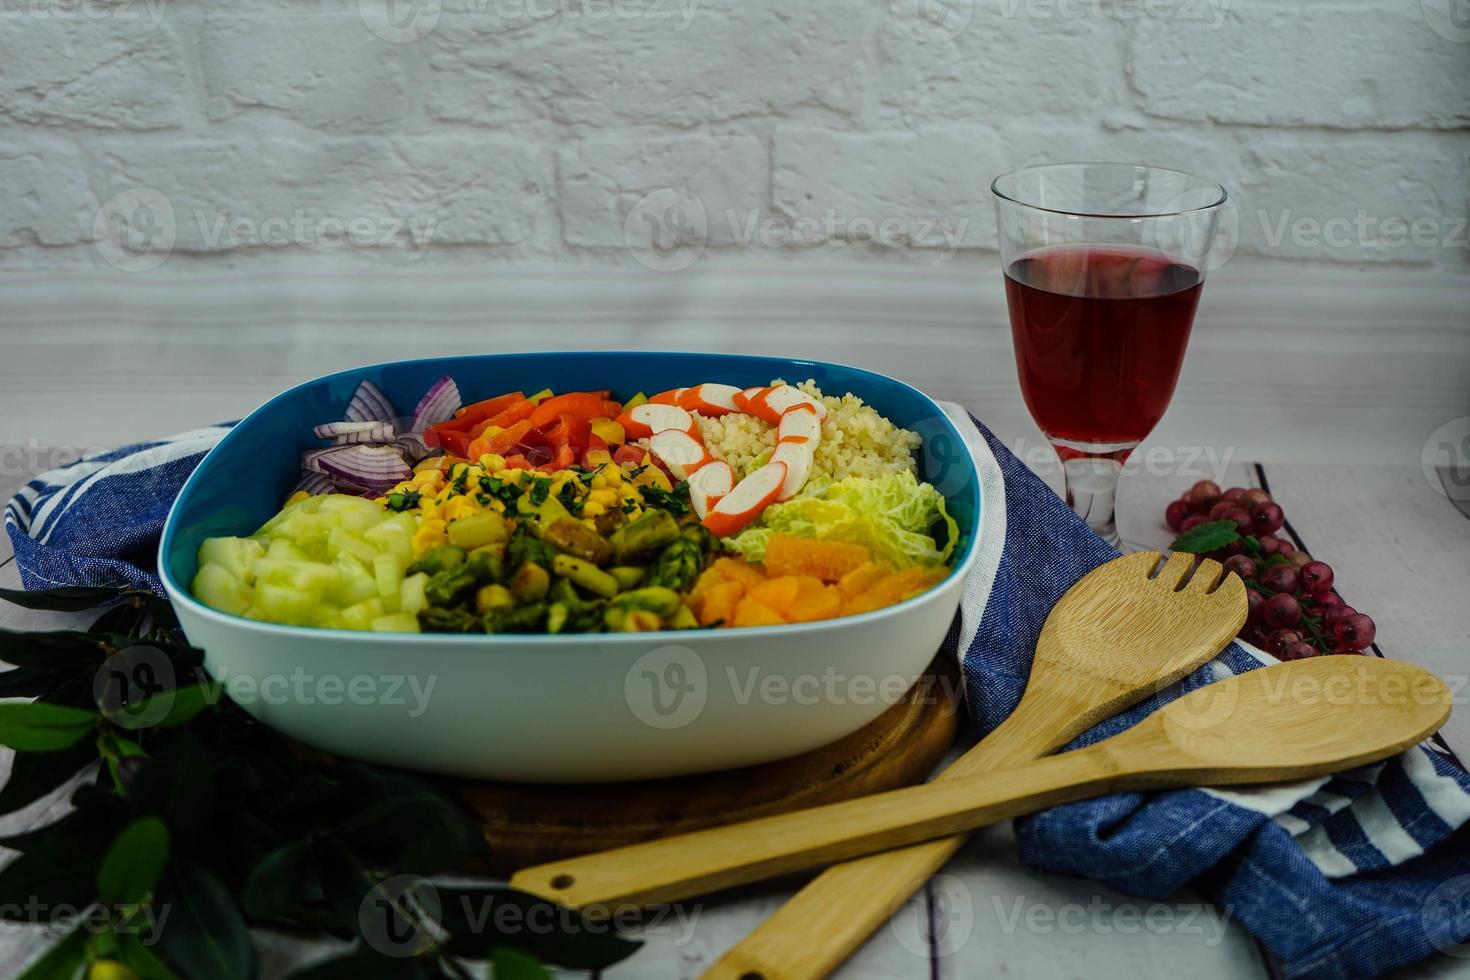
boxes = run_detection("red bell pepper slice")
[454,391,525,423]
[467,418,534,459]
[529,392,622,430]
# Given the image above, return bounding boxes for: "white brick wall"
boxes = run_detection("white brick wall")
[0,0,1465,276]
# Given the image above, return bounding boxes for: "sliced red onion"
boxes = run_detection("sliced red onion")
[409,375,461,433]
[318,445,411,490]
[302,447,346,474]
[315,420,396,442]
[344,379,397,424]
[293,471,336,496]
[393,431,436,462]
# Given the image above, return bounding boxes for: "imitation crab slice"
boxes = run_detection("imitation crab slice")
[776,402,821,445]
[770,404,821,499]
[733,386,768,415]
[756,384,828,425]
[648,430,715,481]
[702,461,787,538]
[687,459,735,519]
[678,383,742,418]
[648,388,685,406]
[616,403,697,440]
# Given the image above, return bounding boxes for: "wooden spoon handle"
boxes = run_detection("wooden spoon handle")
[510,748,1116,911]
[700,682,1100,980]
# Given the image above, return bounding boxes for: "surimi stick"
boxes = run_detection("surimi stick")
[677,383,742,418]
[648,388,685,406]
[616,403,697,441]
[771,404,821,499]
[702,462,787,538]
[757,384,829,425]
[733,386,770,416]
[687,460,734,519]
[648,430,715,481]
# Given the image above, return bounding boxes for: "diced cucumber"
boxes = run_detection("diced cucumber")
[327,555,378,606]
[266,538,307,561]
[253,582,321,626]
[193,562,252,615]
[370,612,420,633]
[364,516,415,565]
[328,526,378,564]
[374,554,403,600]
[400,572,429,615]
[254,558,339,596]
[197,536,265,585]
[319,494,382,515]
[337,598,385,631]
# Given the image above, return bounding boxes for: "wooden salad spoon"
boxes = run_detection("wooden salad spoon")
[511,656,1450,911]
[707,549,1247,980]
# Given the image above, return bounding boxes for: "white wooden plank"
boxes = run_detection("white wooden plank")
[1256,464,1470,757]
[934,821,1267,979]
[0,259,1466,467]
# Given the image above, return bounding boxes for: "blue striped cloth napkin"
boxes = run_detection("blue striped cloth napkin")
[6,413,1470,979]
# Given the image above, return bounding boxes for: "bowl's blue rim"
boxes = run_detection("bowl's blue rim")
[158,350,982,645]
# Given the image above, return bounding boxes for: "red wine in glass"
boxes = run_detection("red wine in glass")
[1004,245,1203,449]
[992,163,1225,546]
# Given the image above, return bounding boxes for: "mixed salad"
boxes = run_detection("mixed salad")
[192,376,960,633]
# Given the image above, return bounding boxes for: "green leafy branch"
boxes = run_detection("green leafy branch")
[0,586,641,980]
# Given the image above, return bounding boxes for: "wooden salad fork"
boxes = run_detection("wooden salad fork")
[698,549,1248,980]
[511,656,1450,911]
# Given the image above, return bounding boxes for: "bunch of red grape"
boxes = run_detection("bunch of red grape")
[1165,480,1376,659]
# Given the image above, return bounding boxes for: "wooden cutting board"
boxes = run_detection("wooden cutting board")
[450,654,963,874]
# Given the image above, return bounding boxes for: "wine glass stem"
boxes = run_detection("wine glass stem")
[1059,452,1123,548]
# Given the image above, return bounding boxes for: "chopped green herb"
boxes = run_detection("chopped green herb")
[479,475,522,506]
[640,480,691,517]
[385,489,422,512]
[557,479,585,515]
[529,476,552,506]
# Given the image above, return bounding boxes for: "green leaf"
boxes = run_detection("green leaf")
[1168,520,1241,555]
[436,888,641,969]
[0,737,100,815]
[1241,535,1263,559]
[491,946,552,980]
[338,794,488,874]
[0,629,112,672]
[242,840,313,918]
[127,736,216,834]
[0,585,130,612]
[14,926,88,980]
[130,683,224,730]
[1261,554,1291,570]
[0,669,58,698]
[117,930,182,980]
[98,817,170,905]
[0,702,97,752]
[155,864,254,980]
[0,833,105,919]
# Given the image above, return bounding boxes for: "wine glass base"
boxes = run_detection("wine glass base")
[1052,441,1132,551]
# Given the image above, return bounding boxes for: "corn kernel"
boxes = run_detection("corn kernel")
[583,501,606,517]
[479,453,506,472]
[590,473,609,489]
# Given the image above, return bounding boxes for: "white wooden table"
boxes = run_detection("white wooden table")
[3,449,1468,979]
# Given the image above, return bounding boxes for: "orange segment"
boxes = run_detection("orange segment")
[843,567,949,616]
[838,562,889,599]
[733,597,787,627]
[697,580,745,627]
[787,580,842,622]
[749,576,802,614]
[711,557,768,591]
[762,534,871,583]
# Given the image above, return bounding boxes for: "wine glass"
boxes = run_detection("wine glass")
[991,163,1227,546]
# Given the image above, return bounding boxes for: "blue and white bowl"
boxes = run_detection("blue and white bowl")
[160,352,981,782]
